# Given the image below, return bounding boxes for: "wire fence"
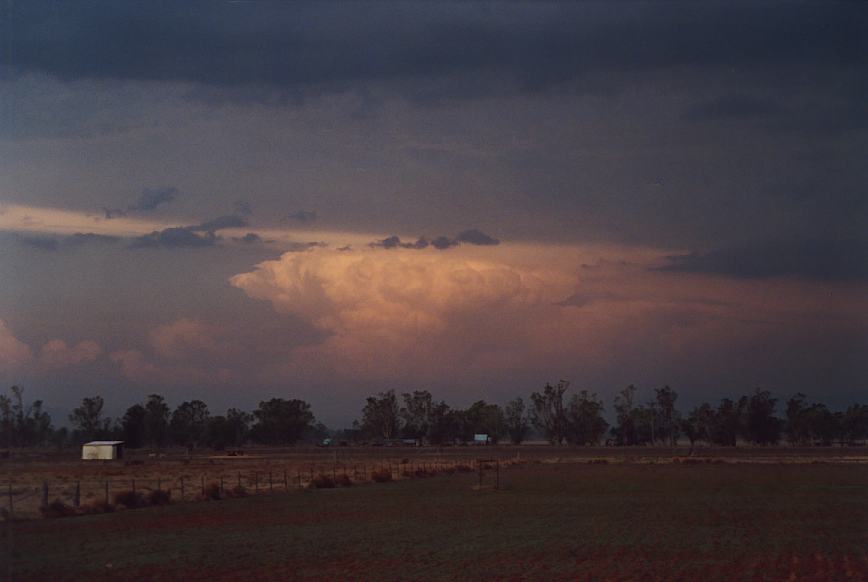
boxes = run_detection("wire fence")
[1,457,507,520]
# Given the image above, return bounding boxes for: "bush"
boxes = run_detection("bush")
[309,474,336,489]
[371,469,392,483]
[334,474,353,487]
[199,482,222,501]
[80,500,115,514]
[454,464,474,473]
[146,489,172,506]
[113,490,147,509]
[224,485,248,498]
[40,499,78,518]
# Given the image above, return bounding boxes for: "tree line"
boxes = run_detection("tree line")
[2,382,867,450]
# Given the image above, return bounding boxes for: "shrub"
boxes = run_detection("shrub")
[371,469,392,483]
[199,482,222,500]
[146,489,172,506]
[80,501,115,514]
[454,464,474,473]
[225,485,248,498]
[334,474,353,487]
[40,499,78,518]
[113,490,147,509]
[309,474,336,489]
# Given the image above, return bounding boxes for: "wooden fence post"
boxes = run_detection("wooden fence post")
[254,472,259,494]
[220,476,225,495]
[41,481,48,508]
[283,470,288,491]
[7,483,12,518]
[74,481,80,508]
[132,479,136,493]
[269,471,273,493]
[180,477,185,501]
[104,480,109,504]
[201,475,205,497]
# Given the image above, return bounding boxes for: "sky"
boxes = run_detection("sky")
[1,1,866,427]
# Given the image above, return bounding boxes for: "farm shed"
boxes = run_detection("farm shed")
[81,440,124,460]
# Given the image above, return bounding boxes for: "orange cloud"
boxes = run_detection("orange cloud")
[0,320,33,370]
[38,339,101,368]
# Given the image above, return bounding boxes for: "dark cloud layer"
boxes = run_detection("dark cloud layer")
[371,229,499,251]
[14,232,120,251]
[6,2,866,100]
[660,238,868,282]
[130,214,247,249]
[103,186,177,218]
[285,210,317,224]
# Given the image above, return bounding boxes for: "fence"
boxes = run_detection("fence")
[1,457,507,520]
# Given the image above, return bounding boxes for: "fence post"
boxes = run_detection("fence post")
[74,481,80,508]
[283,470,288,491]
[237,472,241,489]
[478,460,483,488]
[104,480,109,504]
[220,476,225,495]
[201,475,205,497]
[157,477,162,492]
[180,477,185,501]
[496,459,500,490]
[7,483,12,518]
[269,472,273,493]
[41,481,48,508]
[297,470,302,489]
[132,479,136,494]
[254,472,259,494]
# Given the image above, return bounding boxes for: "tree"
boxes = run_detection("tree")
[250,398,314,445]
[361,390,401,440]
[785,393,809,445]
[400,390,434,440]
[565,391,608,445]
[505,398,530,444]
[144,394,170,449]
[653,386,681,446]
[745,389,780,445]
[462,401,505,443]
[69,395,111,442]
[170,400,210,448]
[612,385,638,446]
[530,381,569,444]
[122,404,147,448]
[207,409,252,450]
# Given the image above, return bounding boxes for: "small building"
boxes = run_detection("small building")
[473,434,491,445]
[81,441,124,460]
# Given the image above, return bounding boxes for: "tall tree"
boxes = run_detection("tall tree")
[250,398,314,445]
[612,385,638,445]
[144,394,170,449]
[69,395,110,442]
[654,386,681,446]
[361,390,401,440]
[745,389,780,445]
[530,381,569,444]
[400,390,434,440]
[505,397,530,444]
[565,390,608,445]
[170,400,211,448]
[122,404,147,448]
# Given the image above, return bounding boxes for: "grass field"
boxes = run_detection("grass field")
[5,459,868,581]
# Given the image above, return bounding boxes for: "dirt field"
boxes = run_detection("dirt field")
[2,445,867,519]
[4,449,868,580]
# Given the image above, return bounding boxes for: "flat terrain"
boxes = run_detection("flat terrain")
[5,459,868,581]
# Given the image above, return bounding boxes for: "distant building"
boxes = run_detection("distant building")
[81,441,124,460]
[473,434,491,445]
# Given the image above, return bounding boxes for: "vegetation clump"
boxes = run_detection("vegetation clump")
[309,474,336,489]
[370,469,392,482]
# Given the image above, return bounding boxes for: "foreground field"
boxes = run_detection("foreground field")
[5,461,868,581]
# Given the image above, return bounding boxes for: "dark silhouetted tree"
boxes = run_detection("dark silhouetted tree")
[612,385,639,445]
[505,397,530,444]
[745,389,780,445]
[250,398,314,445]
[565,390,608,445]
[530,381,569,444]
[69,395,111,442]
[144,394,170,449]
[170,400,210,448]
[122,404,147,448]
[361,390,401,440]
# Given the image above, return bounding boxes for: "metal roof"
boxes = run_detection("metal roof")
[83,441,124,446]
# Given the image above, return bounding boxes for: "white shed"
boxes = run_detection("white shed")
[81,441,124,460]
